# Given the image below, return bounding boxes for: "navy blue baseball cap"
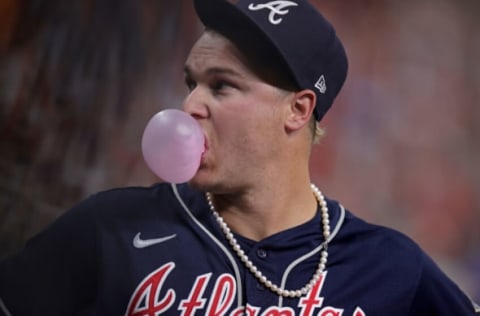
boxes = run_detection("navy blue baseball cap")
[193,0,348,121]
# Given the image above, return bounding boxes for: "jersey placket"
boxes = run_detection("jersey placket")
[240,240,284,307]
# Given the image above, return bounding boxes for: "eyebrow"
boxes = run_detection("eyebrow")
[183,65,244,79]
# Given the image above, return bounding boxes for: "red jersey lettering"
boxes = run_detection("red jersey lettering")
[179,273,211,315]
[126,262,176,316]
[298,271,327,315]
[319,306,343,316]
[261,306,295,316]
[206,273,236,315]
[353,307,366,316]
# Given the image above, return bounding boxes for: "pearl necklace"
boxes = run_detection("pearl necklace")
[206,184,330,298]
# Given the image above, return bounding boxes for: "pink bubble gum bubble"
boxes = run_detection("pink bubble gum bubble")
[141,109,204,183]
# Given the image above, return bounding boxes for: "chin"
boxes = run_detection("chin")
[187,171,211,192]
[188,170,229,194]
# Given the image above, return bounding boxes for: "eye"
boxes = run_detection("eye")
[211,80,234,94]
[185,77,196,92]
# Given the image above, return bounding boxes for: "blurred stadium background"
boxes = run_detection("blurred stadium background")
[1,0,479,302]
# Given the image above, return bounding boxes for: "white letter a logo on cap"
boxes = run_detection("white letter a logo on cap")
[248,1,298,25]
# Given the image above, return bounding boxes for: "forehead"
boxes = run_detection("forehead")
[186,30,298,92]
[185,31,253,76]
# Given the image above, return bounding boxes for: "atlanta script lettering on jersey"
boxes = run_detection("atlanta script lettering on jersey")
[125,262,366,316]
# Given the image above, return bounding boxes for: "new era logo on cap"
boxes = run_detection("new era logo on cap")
[248,1,299,25]
[315,75,327,94]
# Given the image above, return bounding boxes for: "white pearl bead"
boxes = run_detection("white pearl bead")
[207,184,330,299]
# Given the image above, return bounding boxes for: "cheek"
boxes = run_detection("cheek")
[223,117,279,160]
[212,117,254,161]
[212,93,285,152]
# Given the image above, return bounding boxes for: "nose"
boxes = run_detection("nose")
[182,87,209,119]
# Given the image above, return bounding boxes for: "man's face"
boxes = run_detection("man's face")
[183,31,293,193]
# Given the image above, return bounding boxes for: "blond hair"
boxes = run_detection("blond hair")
[310,116,326,144]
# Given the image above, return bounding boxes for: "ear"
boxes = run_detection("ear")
[284,89,316,132]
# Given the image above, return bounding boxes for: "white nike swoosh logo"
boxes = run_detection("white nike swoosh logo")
[133,232,177,249]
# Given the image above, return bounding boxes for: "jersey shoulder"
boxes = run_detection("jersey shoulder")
[71,182,177,221]
[335,206,478,314]
[337,208,423,261]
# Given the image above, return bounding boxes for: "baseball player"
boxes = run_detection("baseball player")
[1,0,478,315]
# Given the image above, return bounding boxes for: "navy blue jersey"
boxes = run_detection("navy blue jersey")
[0,183,478,315]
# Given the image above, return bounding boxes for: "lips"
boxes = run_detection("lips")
[200,136,208,163]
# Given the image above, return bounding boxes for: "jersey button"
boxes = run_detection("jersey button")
[256,248,267,258]
[256,283,265,291]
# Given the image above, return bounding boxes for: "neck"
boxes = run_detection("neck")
[209,180,317,241]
